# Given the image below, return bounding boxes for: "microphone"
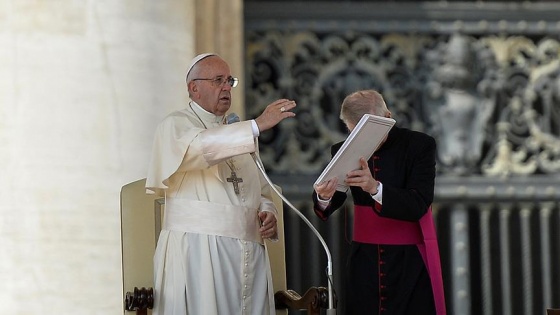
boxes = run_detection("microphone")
[226,112,240,124]
[250,151,337,314]
[226,111,336,312]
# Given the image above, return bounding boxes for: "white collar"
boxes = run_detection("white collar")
[189,101,224,126]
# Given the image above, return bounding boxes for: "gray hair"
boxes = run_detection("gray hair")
[339,90,390,126]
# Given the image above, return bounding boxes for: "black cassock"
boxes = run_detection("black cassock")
[313,126,441,315]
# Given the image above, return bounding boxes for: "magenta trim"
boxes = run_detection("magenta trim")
[353,205,446,315]
[417,208,447,315]
[353,205,423,244]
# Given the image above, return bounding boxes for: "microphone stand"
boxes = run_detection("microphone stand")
[251,152,336,314]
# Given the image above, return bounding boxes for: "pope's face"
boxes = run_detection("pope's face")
[190,57,232,116]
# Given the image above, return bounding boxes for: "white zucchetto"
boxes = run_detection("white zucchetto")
[185,53,218,82]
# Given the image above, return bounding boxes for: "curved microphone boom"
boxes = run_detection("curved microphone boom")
[227,112,336,313]
[251,152,336,314]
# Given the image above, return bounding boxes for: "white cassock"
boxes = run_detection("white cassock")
[146,101,277,315]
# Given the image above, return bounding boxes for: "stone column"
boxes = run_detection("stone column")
[194,0,245,117]
[0,0,244,313]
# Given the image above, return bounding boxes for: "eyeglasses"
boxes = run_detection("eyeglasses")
[192,76,239,88]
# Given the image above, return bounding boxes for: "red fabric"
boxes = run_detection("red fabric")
[353,205,446,315]
[417,209,446,315]
[353,205,423,244]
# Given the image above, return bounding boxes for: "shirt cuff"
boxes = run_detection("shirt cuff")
[317,195,331,210]
[371,182,383,205]
[251,120,260,137]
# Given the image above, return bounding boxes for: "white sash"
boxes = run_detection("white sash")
[163,197,263,244]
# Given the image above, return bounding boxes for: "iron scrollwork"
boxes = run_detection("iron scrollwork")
[246,30,560,177]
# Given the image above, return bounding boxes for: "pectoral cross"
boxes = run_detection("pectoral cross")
[227,171,243,194]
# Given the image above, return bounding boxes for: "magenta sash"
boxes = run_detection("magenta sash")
[353,205,446,315]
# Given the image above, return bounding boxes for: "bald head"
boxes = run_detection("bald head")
[340,90,391,129]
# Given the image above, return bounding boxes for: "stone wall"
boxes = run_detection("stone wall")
[0,1,243,313]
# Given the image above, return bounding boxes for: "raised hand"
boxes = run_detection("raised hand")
[254,99,296,132]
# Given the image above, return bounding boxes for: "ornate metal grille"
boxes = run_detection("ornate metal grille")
[245,2,560,314]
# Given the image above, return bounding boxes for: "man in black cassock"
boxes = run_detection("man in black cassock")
[313,90,446,315]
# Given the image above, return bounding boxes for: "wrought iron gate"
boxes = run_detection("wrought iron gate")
[244,2,560,314]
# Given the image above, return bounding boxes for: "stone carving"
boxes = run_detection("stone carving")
[424,34,497,175]
[481,37,560,176]
[245,31,560,177]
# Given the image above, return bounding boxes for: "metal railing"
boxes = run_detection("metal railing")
[276,175,560,315]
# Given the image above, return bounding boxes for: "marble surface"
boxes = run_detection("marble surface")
[0,1,195,313]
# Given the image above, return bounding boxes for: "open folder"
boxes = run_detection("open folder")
[314,114,396,192]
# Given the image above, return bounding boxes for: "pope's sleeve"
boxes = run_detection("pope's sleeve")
[253,140,278,216]
[255,146,280,242]
[198,120,256,165]
[145,116,256,195]
[258,177,277,216]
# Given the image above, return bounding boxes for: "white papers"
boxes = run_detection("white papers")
[314,114,396,192]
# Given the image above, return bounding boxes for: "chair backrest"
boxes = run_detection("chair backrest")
[121,179,161,314]
[120,178,287,315]
[266,186,288,315]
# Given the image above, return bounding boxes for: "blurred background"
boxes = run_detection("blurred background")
[2,1,560,314]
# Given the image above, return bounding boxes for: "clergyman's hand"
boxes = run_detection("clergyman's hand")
[345,157,378,195]
[314,177,338,200]
[254,99,296,132]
